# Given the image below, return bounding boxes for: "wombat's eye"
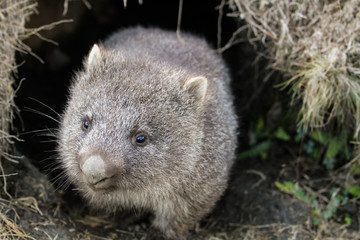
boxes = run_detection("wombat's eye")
[81,117,91,131]
[133,132,150,146]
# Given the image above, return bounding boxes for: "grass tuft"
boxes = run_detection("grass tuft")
[224,0,360,138]
[0,1,69,239]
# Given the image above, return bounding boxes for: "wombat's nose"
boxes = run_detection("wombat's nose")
[80,154,113,185]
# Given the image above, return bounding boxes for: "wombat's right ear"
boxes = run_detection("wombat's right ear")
[86,44,102,72]
[182,76,208,103]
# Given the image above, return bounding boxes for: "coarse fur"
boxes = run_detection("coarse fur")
[58,26,238,239]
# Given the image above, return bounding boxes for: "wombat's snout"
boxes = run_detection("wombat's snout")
[79,153,117,189]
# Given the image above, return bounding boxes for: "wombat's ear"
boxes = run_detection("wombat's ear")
[182,76,208,102]
[86,44,102,72]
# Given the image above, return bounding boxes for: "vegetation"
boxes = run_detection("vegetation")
[0,1,69,238]
[223,0,360,137]
[0,0,38,238]
[222,0,360,238]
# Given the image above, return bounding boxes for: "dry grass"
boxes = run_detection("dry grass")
[0,0,70,164]
[0,0,37,185]
[1,1,38,238]
[0,199,36,240]
[0,1,70,239]
[223,0,360,139]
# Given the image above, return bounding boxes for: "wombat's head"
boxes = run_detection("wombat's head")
[58,44,208,197]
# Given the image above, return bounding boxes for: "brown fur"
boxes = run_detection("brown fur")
[58,26,238,239]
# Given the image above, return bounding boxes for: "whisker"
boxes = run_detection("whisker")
[40,139,59,144]
[37,132,57,137]
[52,173,73,191]
[24,107,61,124]
[43,148,59,154]
[46,166,64,176]
[60,180,73,191]
[38,135,57,140]
[51,172,66,186]
[42,157,59,165]
[40,153,59,163]
[43,161,60,171]
[28,97,62,118]
[19,128,57,136]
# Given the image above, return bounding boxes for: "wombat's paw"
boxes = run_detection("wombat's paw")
[144,226,186,240]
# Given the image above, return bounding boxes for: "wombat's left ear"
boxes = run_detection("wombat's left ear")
[86,44,102,72]
[182,76,208,102]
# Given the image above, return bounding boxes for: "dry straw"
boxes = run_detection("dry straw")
[0,0,70,187]
[0,1,38,238]
[0,0,39,188]
[0,0,70,238]
[224,0,360,138]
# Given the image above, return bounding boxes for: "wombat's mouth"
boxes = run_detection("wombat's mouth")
[88,177,116,192]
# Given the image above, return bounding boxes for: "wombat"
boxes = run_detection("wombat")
[58,26,237,239]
